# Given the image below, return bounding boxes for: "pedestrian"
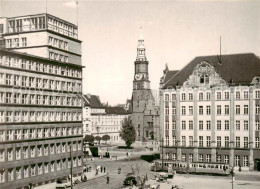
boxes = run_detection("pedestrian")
[106,176,110,184]
[104,167,106,173]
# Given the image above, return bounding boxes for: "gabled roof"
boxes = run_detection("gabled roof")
[163,70,179,84]
[163,53,260,88]
[105,107,129,115]
[83,95,104,109]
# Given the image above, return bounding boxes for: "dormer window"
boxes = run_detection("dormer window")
[200,75,209,84]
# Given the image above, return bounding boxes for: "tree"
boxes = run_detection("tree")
[102,135,110,143]
[120,117,136,148]
[95,136,101,144]
[84,135,94,145]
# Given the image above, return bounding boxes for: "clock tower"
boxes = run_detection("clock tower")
[132,34,159,143]
[133,35,150,90]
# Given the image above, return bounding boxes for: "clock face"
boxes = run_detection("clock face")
[135,74,142,80]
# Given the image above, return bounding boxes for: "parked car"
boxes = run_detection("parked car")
[56,179,72,189]
[123,176,137,186]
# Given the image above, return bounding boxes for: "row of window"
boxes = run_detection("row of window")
[166,120,260,131]
[0,127,82,142]
[166,153,249,167]
[166,104,260,116]
[0,111,82,123]
[0,55,82,78]
[5,37,27,48]
[0,141,81,162]
[49,36,69,50]
[49,52,69,63]
[0,73,82,92]
[0,156,82,183]
[0,92,82,107]
[165,136,260,148]
[164,90,260,101]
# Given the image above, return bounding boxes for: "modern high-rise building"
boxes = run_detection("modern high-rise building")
[0,13,83,188]
[131,35,160,143]
[160,54,260,171]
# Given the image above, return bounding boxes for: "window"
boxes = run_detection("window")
[165,121,169,130]
[199,121,203,130]
[225,105,229,115]
[244,121,248,130]
[181,106,186,115]
[182,121,186,130]
[199,136,203,147]
[244,137,248,148]
[236,156,242,167]
[199,93,203,100]
[22,38,27,47]
[225,120,229,130]
[225,136,229,147]
[217,105,221,115]
[217,155,221,163]
[172,106,176,115]
[206,154,211,162]
[236,105,240,114]
[256,121,260,130]
[189,106,193,115]
[243,156,248,167]
[236,137,240,148]
[224,155,229,164]
[224,92,229,100]
[6,74,12,85]
[256,137,260,148]
[256,105,260,115]
[206,92,210,100]
[182,136,186,146]
[256,91,260,99]
[172,136,177,146]
[188,93,193,101]
[189,121,193,130]
[165,136,169,146]
[165,94,169,101]
[181,154,186,162]
[206,136,211,147]
[244,91,248,99]
[172,94,176,100]
[165,104,169,115]
[199,106,203,115]
[172,121,176,130]
[216,92,221,100]
[244,105,248,114]
[199,154,203,162]
[189,136,193,147]
[206,106,211,115]
[172,153,176,160]
[217,120,221,131]
[181,93,186,101]
[206,121,211,130]
[236,120,240,130]
[236,91,240,99]
[217,136,221,147]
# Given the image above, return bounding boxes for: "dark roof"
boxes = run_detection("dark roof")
[163,70,179,84]
[163,53,260,88]
[105,107,129,115]
[83,95,104,108]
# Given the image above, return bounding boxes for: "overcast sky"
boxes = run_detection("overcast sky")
[1,0,260,105]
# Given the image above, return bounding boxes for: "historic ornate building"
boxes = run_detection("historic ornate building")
[131,35,160,143]
[160,53,260,171]
[0,13,83,188]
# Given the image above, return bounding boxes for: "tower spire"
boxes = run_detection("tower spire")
[136,27,146,61]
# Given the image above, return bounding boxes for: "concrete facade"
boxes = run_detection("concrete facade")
[0,13,83,189]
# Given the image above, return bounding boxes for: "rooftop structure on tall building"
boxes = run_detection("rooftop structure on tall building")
[0,13,83,189]
[160,53,260,171]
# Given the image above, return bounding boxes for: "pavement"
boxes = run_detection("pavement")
[34,170,107,189]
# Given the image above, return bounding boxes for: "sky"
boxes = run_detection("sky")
[1,0,260,105]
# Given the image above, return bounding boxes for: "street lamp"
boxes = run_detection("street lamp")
[70,144,73,189]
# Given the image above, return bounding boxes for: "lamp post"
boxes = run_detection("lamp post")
[161,137,164,171]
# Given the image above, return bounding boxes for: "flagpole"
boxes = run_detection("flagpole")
[76,0,78,27]
[46,0,48,14]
